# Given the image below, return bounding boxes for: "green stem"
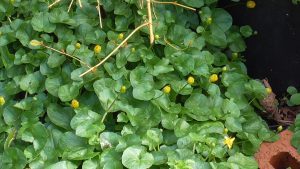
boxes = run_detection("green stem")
[101,94,120,123]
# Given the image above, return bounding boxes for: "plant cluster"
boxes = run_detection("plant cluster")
[0,0,278,168]
[285,86,300,153]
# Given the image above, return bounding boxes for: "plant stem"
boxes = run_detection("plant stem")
[80,22,150,77]
[68,0,75,12]
[78,0,83,8]
[101,94,119,123]
[147,0,155,45]
[41,43,91,68]
[151,0,196,11]
[96,0,103,28]
[48,0,61,8]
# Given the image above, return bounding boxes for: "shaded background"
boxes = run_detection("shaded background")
[219,0,300,95]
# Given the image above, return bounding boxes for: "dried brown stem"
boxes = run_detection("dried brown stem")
[151,0,196,11]
[78,0,83,8]
[147,0,154,45]
[96,0,103,28]
[41,43,91,68]
[68,0,75,12]
[48,0,61,8]
[79,22,150,77]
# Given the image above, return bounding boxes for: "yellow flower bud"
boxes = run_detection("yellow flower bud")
[266,87,272,94]
[155,34,160,40]
[222,66,227,72]
[277,125,283,132]
[207,17,212,25]
[131,48,136,52]
[120,85,127,93]
[0,96,5,106]
[224,128,228,134]
[163,85,171,94]
[94,45,102,54]
[75,42,81,49]
[209,74,218,83]
[246,0,256,9]
[30,40,43,47]
[71,99,79,109]
[187,76,195,85]
[118,33,124,40]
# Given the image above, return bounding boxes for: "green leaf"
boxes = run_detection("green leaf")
[225,116,242,132]
[47,103,74,130]
[58,84,80,102]
[122,146,154,169]
[240,25,253,38]
[45,161,77,169]
[227,153,258,169]
[287,86,298,95]
[290,93,300,105]
[211,8,232,32]
[71,108,104,138]
[45,76,63,97]
[99,132,121,149]
[31,12,56,33]
[0,147,27,169]
[142,128,163,150]
[182,0,204,8]
[19,71,45,94]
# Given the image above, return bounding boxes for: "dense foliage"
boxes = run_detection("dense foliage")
[286,86,300,153]
[0,0,279,168]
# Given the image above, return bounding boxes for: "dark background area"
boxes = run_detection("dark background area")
[219,0,300,95]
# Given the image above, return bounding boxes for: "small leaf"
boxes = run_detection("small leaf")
[122,146,154,169]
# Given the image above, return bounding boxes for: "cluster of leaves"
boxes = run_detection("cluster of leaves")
[0,0,278,168]
[286,86,300,153]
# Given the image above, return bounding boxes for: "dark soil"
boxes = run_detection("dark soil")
[219,0,300,95]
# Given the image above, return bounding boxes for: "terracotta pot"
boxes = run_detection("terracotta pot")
[255,130,300,169]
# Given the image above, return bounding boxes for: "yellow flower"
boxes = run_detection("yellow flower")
[209,74,218,83]
[120,85,127,93]
[224,128,228,134]
[0,96,5,106]
[118,33,124,40]
[277,125,283,132]
[224,136,235,149]
[75,42,81,49]
[163,85,171,94]
[207,17,212,25]
[246,0,256,9]
[71,99,79,109]
[187,76,195,85]
[94,45,102,54]
[266,87,272,94]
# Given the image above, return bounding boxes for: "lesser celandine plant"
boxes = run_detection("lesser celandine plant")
[0,0,279,168]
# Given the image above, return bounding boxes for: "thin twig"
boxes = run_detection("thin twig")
[96,0,103,28]
[101,94,119,123]
[78,0,83,8]
[68,0,75,12]
[147,0,154,45]
[79,22,150,77]
[152,2,158,19]
[48,0,61,8]
[151,0,196,11]
[139,0,144,9]
[164,36,183,51]
[41,43,91,68]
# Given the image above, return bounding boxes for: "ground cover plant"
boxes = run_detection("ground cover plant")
[0,0,283,168]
